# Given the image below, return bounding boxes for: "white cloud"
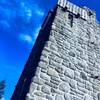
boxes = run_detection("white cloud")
[20,1,44,18]
[26,9,32,17]
[18,26,41,46]
[33,26,41,39]
[19,34,34,45]
[36,10,44,16]
[0,20,10,29]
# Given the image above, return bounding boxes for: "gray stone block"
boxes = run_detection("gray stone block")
[32,77,44,85]
[80,72,87,80]
[59,82,70,92]
[64,68,74,79]
[34,91,46,98]
[46,95,53,100]
[40,73,50,81]
[47,68,59,77]
[85,82,93,91]
[29,82,37,93]
[41,85,51,94]
[55,66,64,74]
[51,88,62,94]
[64,93,71,100]
[55,95,64,100]
[84,94,93,100]
[69,79,77,89]
[51,76,61,82]
[45,81,58,89]
[68,51,75,57]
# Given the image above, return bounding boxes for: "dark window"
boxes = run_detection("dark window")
[75,13,80,18]
[68,14,73,27]
[62,6,68,12]
[88,11,93,16]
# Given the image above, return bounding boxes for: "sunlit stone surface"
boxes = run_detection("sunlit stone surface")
[11,0,100,100]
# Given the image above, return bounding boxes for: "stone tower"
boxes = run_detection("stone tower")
[11,0,100,100]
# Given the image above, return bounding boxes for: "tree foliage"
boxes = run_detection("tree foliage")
[0,80,5,99]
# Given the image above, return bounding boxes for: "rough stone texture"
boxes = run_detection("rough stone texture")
[59,82,70,92]
[41,85,51,94]
[13,1,100,100]
[55,66,64,74]
[47,68,59,77]
[29,82,37,93]
[84,94,93,100]
[32,76,44,85]
[69,79,77,89]
[98,93,100,100]
[34,91,46,98]
[64,93,71,100]
[46,95,53,100]
[68,51,76,57]
[80,72,87,80]
[64,68,74,79]
[55,94,64,100]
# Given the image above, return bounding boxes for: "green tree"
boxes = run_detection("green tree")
[0,80,5,99]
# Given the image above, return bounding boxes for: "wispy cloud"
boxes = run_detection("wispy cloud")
[0,20,10,29]
[19,34,34,45]
[33,26,41,39]
[19,26,41,45]
[18,1,45,22]
[17,1,45,46]
[35,10,44,16]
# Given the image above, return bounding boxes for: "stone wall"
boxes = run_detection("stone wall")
[26,5,100,100]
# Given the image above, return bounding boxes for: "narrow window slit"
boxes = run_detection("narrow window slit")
[62,6,68,12]
[75,13,80,18]
[88,11,93,16]
[68,14,73,27]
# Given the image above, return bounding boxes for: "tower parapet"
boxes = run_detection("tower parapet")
[57,0,96,21]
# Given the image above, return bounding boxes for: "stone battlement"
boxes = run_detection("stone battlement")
[57,0,96,20]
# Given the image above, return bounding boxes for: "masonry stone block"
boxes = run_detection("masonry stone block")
[80,72,87,80]
[85,81,93,91]
[29,82,37,93]
[41,85,51,94]
[55,66,64,74]
[32,77,44,85]
[68,51,76,57]
[40,73,50,81]
[55,94,64,100]
[46,95,53,100]
[45,81,58,89]
[69,79,77,89]
[64,93,71,100]
[84,94,93,100]
[64,68,74,79]
[59,82,70,92]
[34,91,46,98]
[47,68,59,77]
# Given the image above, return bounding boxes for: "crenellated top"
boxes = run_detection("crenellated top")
[57,0,66,8]
[57,0,96,21]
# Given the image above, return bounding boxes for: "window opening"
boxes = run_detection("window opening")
[75,13,80,18]
[62,6,68,12]
[68,14,73,27]
[88,11,93,16]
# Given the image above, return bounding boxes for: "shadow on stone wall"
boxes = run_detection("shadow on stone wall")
[11,7,57,100]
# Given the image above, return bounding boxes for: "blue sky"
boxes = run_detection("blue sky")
[0,0,100,100]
